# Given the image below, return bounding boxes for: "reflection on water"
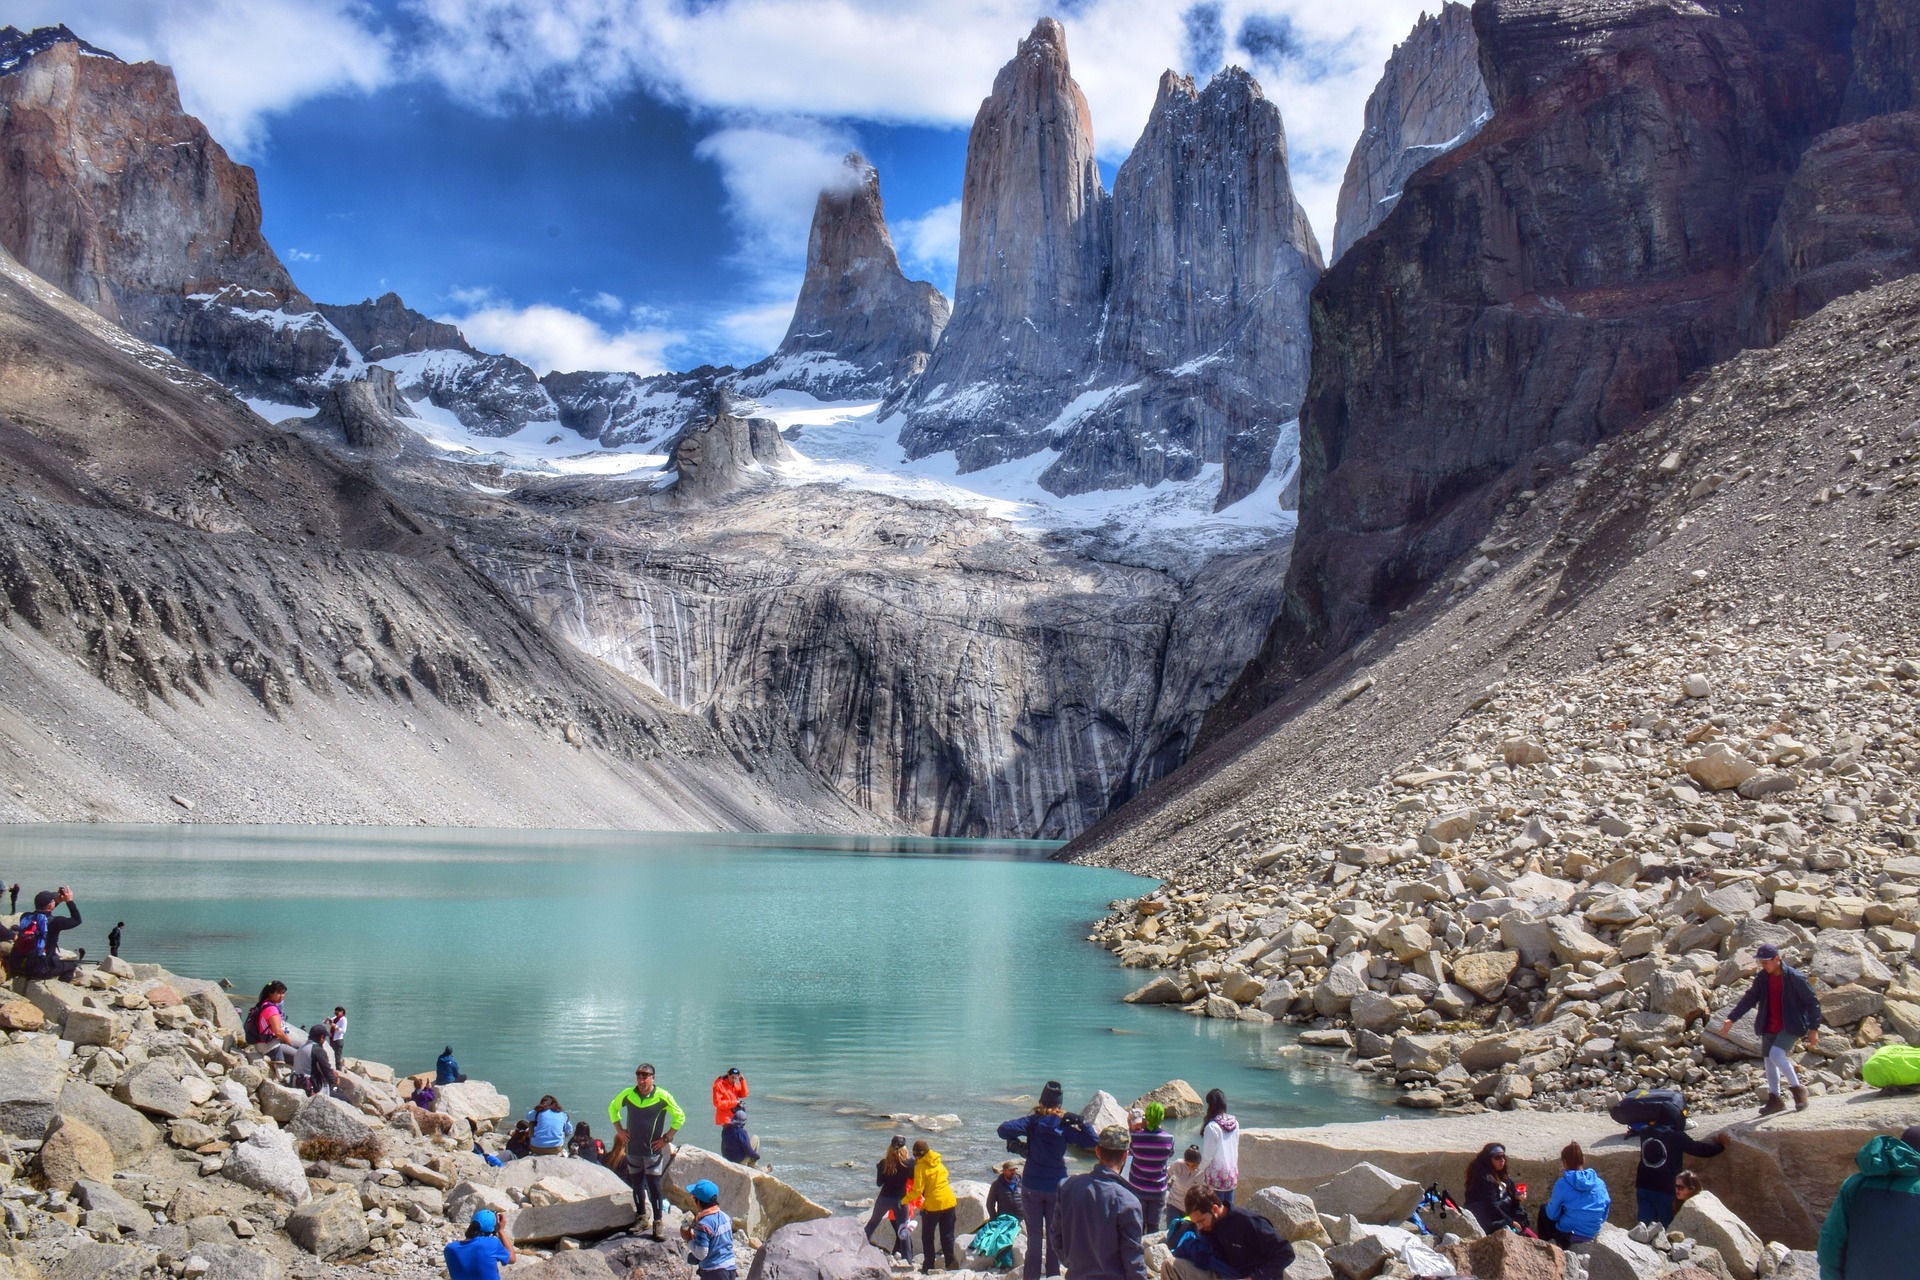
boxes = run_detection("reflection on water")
[0,825,1394,1205]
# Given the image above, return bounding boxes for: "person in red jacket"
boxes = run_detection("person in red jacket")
[712,1067,748,1128]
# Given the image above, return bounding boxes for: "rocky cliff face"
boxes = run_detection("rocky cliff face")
[897,17,1109,470]
[0,26,354,403]
[543,367,720,448]
[1210,0,1861,732]
[664,398,793,500]
[317,293,475,361]
[1329,2,1489,263]
[734,156,949,401]
[1046,68,1320,507]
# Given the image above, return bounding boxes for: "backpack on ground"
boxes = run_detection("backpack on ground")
[1609,1087,1687,1131]
[1862,1043,1920,1088]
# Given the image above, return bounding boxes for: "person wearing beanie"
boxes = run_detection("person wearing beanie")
[997,1082,1099,1279]
[1721,942,1821,1113]
[7,885,81,981]
[910,1140,959,1274]
[682,1178,738,1280]
[444,1207,515,1280]
[1819,1126,1920,1280]
[1127,1104,1176,1233]
[1058,1125,1147,1280]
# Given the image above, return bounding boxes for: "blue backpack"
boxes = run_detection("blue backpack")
[7,911,50,974]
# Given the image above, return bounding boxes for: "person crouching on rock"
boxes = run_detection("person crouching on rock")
[610,1062,686,1242]
[1539,1141,1609,1245]
[1463,1143,1528,1234]
[444,1207,515,1280]
[682,1178,738,1280]
[1720,942,1821,1114]
[1166,1187,1293,1280]
[720,1101,759,1167]
[288,1024,338,1097]
[910,1139,959,1274]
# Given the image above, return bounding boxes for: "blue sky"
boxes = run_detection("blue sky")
[34,0,1436,375]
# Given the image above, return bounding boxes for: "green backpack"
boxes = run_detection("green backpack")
[1862,1043,1920,1088]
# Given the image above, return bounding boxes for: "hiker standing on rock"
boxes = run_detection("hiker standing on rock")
[108,921,124,957]
[1197,1090,1240,1209]
[1818,1124,1920,1280]
[867,1136,915,1260]
[329,1006,348,1064]
[997,1081,1099,1279]
[1058,1125,1147,1280]
[609,1063,685,1242]
[1720,942,1821,1113]
[1126,1104,1175,1234]
[1633,1120,1727,1226]
[910,1139,960,1274]
[712,1067,747,1128]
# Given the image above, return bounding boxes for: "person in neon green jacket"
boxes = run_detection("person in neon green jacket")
[609,1063,686,1241]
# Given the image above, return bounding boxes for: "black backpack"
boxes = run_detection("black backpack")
[1610,1088,1687,1132]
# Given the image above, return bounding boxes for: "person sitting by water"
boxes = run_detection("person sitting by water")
[720,1101,760,1167]
[1127,1104,1176,1234]
[865,1136,915,1261]
[1463,1143,1528,1234]
[1197,1091,1240,1210]
[1166,1187,1293,1280]
[910,1139,959,1276]
[681,1178,739,1280]
[503,1120,534,1161]
[9,888,83,981]
[987,1160,1024,1222]
[411,1081,437,1109]
[712,1067,748,1129]
[443,1207,515,1280]
[569,1121,606,1162]
[1166,1146,1202,1226]
[526,1095,573,1156]
[1540,1141,1609,1245]
[245,981,298,1066]
[997,1080,1099,1280]
[287,1024,339,1097]
[437,1046,467,1085]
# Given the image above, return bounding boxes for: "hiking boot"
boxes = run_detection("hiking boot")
[1759,1092,1788,1115]
[1792,1085,1810,1110]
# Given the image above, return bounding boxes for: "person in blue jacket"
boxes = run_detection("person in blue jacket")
[997,1081,1098,1280]
[1541,1142,1610,1245]
[437,1046,467,1085]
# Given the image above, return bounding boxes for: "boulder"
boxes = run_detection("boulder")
[168,1184,225,1223]
[116,1059,196,1119]
[1125,977,1184,1005]
[1615,1012,1688,1053]
[952,1179,992,1234]
[1132,1080,1205,1118]
[1575,1225,1664,1280]
[286,1190,371,1259]
[493,1155,633,1197]
[1309,1162,1423,1225]
[1453,951,1519,1000]
[664,1146,831,1240]
[1672,1191,1763,1280]
[1819,984,1882,1027]
[1081,1090,1130,1134]
[1686,748,1758,792]
[0,1035,65,1137]
[44,1242,148,1280]
[752,1168,835,1238]
[0,1000,45,1031]
[73,1177,153,1235]
[60,1006,120,1048]
[255,1079,305,1123]
[432,1080,511,1122]
[288,1093,379,1147]
[58,1081,159,1162]
[186,1243,287,1280]
[1647,970,1713,1024]
[508,1190,638,1244]
[1442,1230,1565,1280]
[448,1179,517,1226]
[222,1126,310,1203]
[37,1114,115,1188]
[174,979,245,1037]
[1548,917,1614,965]
[1315,954,1372,1016]
[1288,1240,1334,1280]
[746,1215,893,1280]
[509,1255,621,1280]
[1248,1184,1330,1244]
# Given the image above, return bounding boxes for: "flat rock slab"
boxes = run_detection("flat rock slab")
[59,1080,160,1161]
[746,1215,893,1280]
[508,1191,637,1243]
[490,1154,631,1197]
[0,1035,65,1138]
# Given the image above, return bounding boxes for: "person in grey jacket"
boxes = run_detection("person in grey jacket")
[1057,1126,1147,1280]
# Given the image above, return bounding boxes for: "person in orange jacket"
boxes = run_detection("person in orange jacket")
[712,1067,748,1127]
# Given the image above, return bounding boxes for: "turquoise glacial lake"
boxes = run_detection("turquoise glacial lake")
[0,826,1388,1204]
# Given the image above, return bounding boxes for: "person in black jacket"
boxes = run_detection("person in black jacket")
[865,1136,914,1260]
[987,1161,1025,1222]
[1167,1187,1293,1280]
[1635,1122,1728,1226]
[1463,1143,1527,1235]
[1720,942,1821,1114]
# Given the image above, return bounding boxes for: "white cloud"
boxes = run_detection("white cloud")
[444,302,681,376]
[585,291,624,315]
[694,120,864,263]
[714,297,803,356]
[12,0,393,156]
[896,199,962,288]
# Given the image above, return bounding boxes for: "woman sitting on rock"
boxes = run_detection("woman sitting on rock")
[526,1095,573,1156]
[1540,1141,1609,1245]
[1463,1143,1528,1234]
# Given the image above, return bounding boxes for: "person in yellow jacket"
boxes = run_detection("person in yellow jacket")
[911,1139,959,1274]
[608,1064,686,1240]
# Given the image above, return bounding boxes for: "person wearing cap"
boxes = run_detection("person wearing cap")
[443,1207,515,1280]
[1058,1124,1148,1280]
[1166,1145,1202,1226]
[1126,1104,1176,1233]
[1720,942,1822,1114]
[1818,1125,1920,1280]
[910,1139,959,1273]
[1167,1187,1293,1280]
[609,1063,686,1241]
[9,886,82,981]
[987,1160,1025,1223]
[997,1081,1099,1280]
[682,1178,739,1280]
[712,1067,748,1127]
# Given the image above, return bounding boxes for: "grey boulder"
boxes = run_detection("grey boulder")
[747,1215,894,1280]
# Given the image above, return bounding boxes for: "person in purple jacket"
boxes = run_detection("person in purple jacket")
[1126,1104,1176,1233]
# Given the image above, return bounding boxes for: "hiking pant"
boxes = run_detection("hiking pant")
[1023,1189,1060,1280]
[628,1169,665,1227]
[920,1207,956,1272]
[1763,1029,1802,1094]
[1636,1189,1675,1226]
[866,1196,907,1256]
[1140,1199,1163,1234]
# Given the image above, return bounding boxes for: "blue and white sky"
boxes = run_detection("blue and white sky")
[36,0,1435,375]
